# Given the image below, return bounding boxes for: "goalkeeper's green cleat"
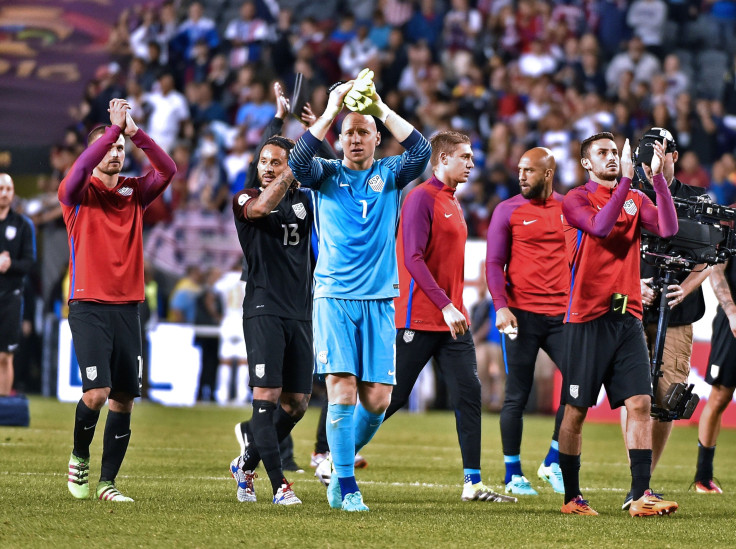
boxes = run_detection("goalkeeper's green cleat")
[96,481,134,502]
[68,453,90,499]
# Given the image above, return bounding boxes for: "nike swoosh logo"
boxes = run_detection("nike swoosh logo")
[258,408,267,413]
[444,213,452,218]
[340,183,349,187]
[271,210,279,213]
[83,425,95,431]
[114,433,130,439]
[388,370,395,376]
[330,418,343,425]
[522,220,537,225]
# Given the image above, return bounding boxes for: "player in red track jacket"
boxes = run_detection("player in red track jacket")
[557,132,679,517]
[60,99,176,503]
[486,147,569,495]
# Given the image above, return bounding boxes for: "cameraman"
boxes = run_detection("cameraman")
[620,127,711,510]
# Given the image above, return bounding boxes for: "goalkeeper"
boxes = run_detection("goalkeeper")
[289,69,431,512]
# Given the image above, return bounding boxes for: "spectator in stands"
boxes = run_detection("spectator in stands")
[224,0,269,69]
[675,150,711,189]
[171,1,219,63]
[168,265,204,323]
[187,135,228,212]
[605,37,662,92]
[235,81,277,144]
[144,72,189,153]
[339,23,379,79]
[626,0,668,59]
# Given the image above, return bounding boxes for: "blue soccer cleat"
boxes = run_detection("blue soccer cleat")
[327,470,342,509]
[341,491,369,512]
[505,474,538,495]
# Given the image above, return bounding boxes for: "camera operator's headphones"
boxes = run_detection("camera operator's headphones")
[633,127,677,166]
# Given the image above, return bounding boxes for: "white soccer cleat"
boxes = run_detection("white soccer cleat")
[462,482,518,503]
[273,482,301,505]
[315,453,332,487]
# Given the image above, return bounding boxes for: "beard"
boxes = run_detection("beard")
[521,182,545,199]
[591,166,618,182]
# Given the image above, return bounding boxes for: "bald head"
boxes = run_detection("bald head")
[0,173,14,214]
[517,147,555,200]
[339,111,381,170]
[521,147,555,171]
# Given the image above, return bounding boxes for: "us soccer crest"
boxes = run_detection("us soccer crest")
[710,364,720,380]
[318,351,328,364]
[86,366,97,381]
[367,174,385,193]
[403,330,415,343]
[5,225,16,240]
[623,199,637,215]
[292,203,307,220]
[255,363,265,378]
[569,384,579,399]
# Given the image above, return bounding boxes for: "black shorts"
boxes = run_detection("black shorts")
[244,315,313,394]
[562,313,652,409]
[0,290,22,353]
[68,302,142,396]
[706,308,736,388]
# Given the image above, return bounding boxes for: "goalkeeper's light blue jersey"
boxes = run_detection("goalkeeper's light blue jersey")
[290,129,431,300]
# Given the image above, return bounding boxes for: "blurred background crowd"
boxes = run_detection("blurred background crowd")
[9,0,736,410]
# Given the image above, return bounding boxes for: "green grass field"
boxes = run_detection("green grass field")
[2,397,735,548]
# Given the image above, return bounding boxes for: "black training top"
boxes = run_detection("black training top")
[232,187,313,320]
[0,209,36,298]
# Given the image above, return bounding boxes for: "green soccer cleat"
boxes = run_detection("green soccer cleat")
[67,453,90,499]
[96,481,134,502]
[341,491,369,512]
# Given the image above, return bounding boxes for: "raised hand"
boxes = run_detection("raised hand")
[650,138,667,176]
[108,98,129,130]
[323,81,353,120]
[123,110,139,137]
[620,138,634,180]
[274,82,290,120]
[300,102,317,128]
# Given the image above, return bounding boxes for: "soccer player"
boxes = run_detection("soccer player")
[620,128,711,509]
[61,99,176,502]
[558,132,679,517]
[0,173,36,397]
[485,147,568,496]
[229,131,313,505]
[387,130,516,503]
[289,80,431,511]
[692,257,736,493]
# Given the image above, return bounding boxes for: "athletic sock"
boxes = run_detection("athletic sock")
[250,399,283,494]
[504,454,523,484]
[73,399,100,460]
[544,440,560,467]
[327,403,355,483]
[353,403,384,453]
[273,405,299,441]
[315,400,329,454]
[464,469,481,485]
[100,411,131,482]
[559,452,581,504]
[241,421,261,471]
[338,476,360,498]
[695,441,716,482]
[629,448,652,501]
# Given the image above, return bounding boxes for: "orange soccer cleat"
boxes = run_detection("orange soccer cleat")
[629,490,678,517]
[561,495,599,515]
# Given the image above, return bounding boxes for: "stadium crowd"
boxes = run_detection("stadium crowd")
[7,0,736,405]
